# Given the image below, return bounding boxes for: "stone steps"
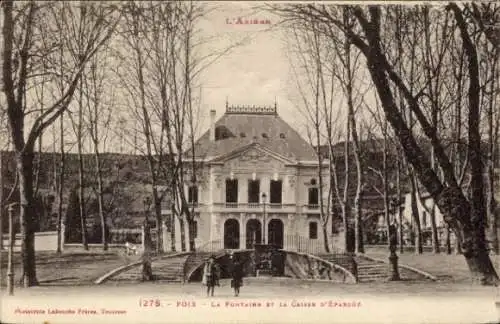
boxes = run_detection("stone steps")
[354,256,430,282]
[109,254,190,282]
[315,253,430,283]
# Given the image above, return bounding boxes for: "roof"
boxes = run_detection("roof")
[188,104,318,162]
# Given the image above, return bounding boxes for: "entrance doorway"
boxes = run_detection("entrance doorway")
[246,219,262,249]
[268,219,284,249]
[224,219,240,249]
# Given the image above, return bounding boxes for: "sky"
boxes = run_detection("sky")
[0,1,355,154]
[191,2,311,141]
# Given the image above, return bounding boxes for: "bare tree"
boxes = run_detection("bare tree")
[286,18,339,252]
[115,1,173,253]
[67,69,89,250]
[1,1,120,286]
[330,8,367,254]
[271,3,499,284]
[84,43,114,251]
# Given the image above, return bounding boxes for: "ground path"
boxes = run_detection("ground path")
[2,279,499,324]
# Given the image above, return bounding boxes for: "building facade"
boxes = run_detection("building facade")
[163,104,334,252]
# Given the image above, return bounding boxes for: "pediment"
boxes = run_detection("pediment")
[211,144,295,169]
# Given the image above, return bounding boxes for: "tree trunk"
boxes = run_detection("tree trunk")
[341,204,353,253]
[409,174,423,254]
[170,203,176,252]
[95,150,107,251]
[77,139,88,250]
[486,51,499,255]
[18,150,38,287]
[430,205,440,253]
[56,113,65,255]
[179,214,186,252]
[353,192,363,253]
[77,80,88,250]
[153,191,163,254]
[342,120,352,253]
[187,217,196,252]
[445,225,452,254]
[396,156,404,254]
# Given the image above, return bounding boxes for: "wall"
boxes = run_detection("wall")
[2,231,58,252]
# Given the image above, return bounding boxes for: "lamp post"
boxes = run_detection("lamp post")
[261,192,267,245]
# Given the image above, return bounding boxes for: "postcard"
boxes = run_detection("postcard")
[1,1,499,323]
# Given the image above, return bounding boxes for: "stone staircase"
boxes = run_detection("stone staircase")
[108,253,191,283]
[316,253,431,283]
[317,253,358,279]
[355,256,388,282]
[354,255,430,282]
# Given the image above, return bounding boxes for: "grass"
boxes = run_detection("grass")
[364,246,500,283]
[0,250,140,287]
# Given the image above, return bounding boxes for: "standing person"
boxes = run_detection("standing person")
[229,253,244,297]
[202,255,218,297]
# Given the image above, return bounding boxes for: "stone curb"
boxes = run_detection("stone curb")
[359,254,438,281]
[94,252,192,285]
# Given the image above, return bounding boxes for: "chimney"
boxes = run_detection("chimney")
[210,110,216,141]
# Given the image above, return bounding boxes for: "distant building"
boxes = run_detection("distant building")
[162,103,335,252]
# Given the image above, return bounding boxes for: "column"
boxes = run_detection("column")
[241,176,248,204]
[240,213,245,250]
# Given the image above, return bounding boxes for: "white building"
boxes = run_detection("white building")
[162,104,337,253]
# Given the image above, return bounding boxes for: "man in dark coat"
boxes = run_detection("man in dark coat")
[229,252,244,297]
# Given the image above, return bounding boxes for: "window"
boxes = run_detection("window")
[248,180,260,203]
[190,220,198,239]
[308,187,318,206]
[280,133,285,139]
[270,180,282,204]
[310,178,317,185]
[226,179,238,203]
[215,126,234,140]
[309,222,318,239]
[188,186,198,204]
[422,211,427,228]
[262,133,268,139]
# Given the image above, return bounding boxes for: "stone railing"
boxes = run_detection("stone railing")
[226,104,277,115]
